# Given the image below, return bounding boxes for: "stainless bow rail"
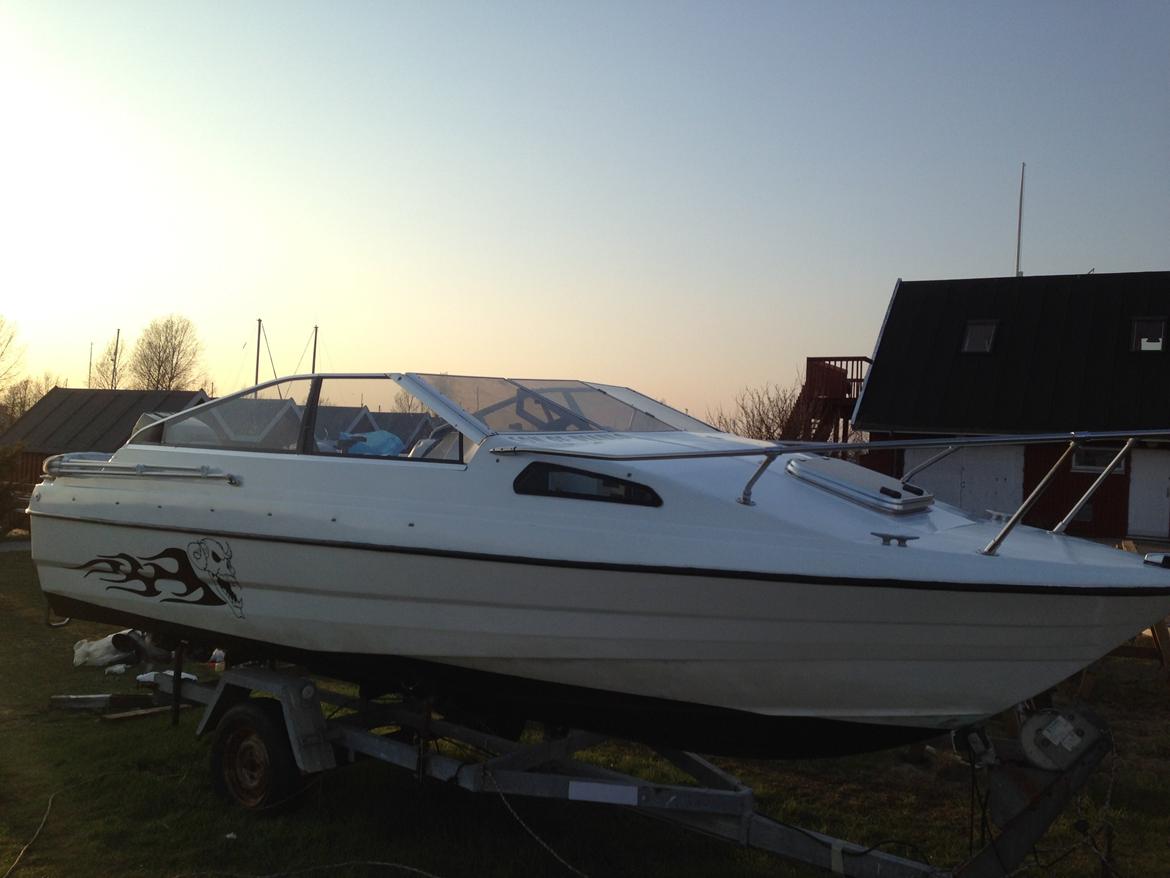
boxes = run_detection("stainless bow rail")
[494,427,1170,555]
[42,453,241,486]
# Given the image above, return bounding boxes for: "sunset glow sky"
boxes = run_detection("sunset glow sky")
[0,2,1167,415]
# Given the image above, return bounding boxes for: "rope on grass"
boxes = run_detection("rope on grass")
[172,863,445,878]
[2,763,204,878]
[1,791,56,878]
[484,768,589,878]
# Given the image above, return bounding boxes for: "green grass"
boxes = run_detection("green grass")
[1,549,1168,877]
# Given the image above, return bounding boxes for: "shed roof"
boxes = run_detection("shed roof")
[852,270,1170,434]
[0,388,208,454]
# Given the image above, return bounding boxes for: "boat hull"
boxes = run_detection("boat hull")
[32,512,1170,755]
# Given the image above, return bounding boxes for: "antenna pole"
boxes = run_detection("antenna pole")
[311,325,318,373]
[1015,161,1026,277]
[87,342,93,389]
[112,328,120,390]
[255,318,261,385]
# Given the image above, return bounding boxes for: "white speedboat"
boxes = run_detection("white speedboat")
[29,373,1170,756]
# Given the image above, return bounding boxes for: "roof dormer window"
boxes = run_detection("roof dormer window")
[1132,318,1165,352]
[961,320,997,353]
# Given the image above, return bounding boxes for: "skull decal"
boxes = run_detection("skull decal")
[187,539,244,619]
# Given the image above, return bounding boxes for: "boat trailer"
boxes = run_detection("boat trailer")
[148,666,1113,877]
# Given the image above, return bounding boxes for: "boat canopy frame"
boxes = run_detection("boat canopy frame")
[124,372,702,451]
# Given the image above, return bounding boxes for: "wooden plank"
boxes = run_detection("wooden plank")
[1149,620,1170,674]
[100,705,188,722]
[1110,644,1163,660]
[49,693,155,711]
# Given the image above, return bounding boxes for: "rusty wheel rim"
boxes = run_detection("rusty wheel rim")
[223,725,271,808]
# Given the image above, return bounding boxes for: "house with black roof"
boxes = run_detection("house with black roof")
[850,270,1170,539]
[0,387,208,491]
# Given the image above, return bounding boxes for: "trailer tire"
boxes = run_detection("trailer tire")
[211,699,302,811]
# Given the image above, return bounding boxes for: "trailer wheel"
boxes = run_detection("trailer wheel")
[211,700,301,811]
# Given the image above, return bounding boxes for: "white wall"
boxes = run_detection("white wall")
[903,446,1025,517]
[1129,449,1170,539]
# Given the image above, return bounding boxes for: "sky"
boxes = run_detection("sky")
[0,1,1166,416]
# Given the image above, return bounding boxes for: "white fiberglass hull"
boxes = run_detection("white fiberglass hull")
[33,512,1170,732]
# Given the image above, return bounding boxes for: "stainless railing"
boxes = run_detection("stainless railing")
[493,428,1170,555]
[43,453,241,486]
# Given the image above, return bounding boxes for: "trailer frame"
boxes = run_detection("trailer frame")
[148,666,1112,878]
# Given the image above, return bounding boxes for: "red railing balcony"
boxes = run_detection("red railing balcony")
[803,356,871,402]
[783,356,872,443]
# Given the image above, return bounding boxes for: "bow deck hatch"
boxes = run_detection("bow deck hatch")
[785,453,934,514]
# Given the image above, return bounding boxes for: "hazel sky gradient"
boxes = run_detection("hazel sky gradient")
[0,1,1167,416]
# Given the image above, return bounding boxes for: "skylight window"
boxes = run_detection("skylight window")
[1132,318,1165,352]
[961,320,997,353]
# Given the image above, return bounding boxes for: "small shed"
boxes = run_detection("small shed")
[0,387,209,488]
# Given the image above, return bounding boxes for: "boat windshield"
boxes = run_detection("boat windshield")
[414,374,678,434]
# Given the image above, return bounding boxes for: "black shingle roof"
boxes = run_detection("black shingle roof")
[0,388,208,453]
[852,271,1170,434]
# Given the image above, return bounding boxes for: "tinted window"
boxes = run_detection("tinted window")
[161,379,313,452]
[313,377,462,461]
[513,462,662,507]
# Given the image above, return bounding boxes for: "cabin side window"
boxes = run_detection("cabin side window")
[158,379,314,452]
[313,377,464,462]
[513,462,663,507]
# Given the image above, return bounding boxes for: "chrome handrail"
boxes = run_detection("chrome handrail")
[979,440,1078,556]
[492,427,1170,463]
[901,445,958,482]
[1051,438,1136,536]
[43,455,240,486]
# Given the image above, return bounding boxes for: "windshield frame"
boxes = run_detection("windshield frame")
[126,371,699,449]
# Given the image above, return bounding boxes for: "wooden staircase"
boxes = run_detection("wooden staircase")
[783,357,871,442]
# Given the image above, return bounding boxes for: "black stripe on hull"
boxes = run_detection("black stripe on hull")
[48,593,943,759]
[31,509,1170,597]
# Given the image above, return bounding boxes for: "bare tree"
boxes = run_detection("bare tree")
[90,337,123,389]
[128,316,202,391]
[0,443,20,533]
[392,388,427,413]
[0,373,60,430]
[0,317,22,390]
[706,377,802,441]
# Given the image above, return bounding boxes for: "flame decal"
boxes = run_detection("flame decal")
[71,539,244,619]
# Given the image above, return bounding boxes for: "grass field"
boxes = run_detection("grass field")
[2,547,1168,877]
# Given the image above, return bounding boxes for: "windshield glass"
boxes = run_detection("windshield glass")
[414,374,678,434]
